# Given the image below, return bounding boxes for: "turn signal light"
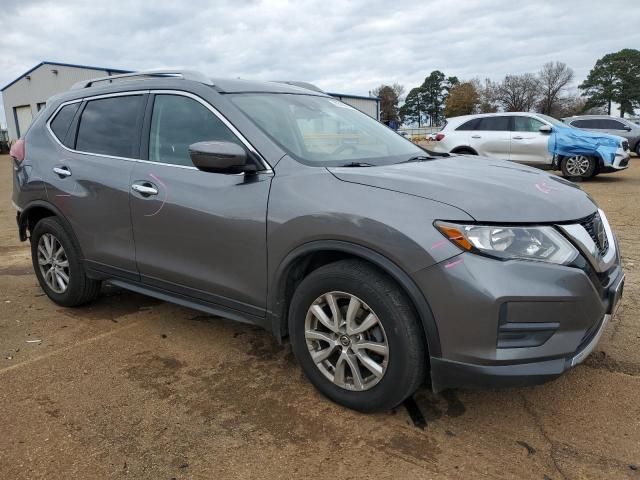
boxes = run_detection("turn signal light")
[435,223,473,251]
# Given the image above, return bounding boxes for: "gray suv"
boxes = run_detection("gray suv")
[563,115,640,156]
[11,70,625,412]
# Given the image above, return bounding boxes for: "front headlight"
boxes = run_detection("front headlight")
[435,221,578,265]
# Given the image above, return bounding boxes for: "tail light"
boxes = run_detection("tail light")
[435,133,445,141]
[10,138,25,163]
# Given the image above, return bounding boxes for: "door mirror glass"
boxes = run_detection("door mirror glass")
[189,141,255,174]
[539,124,552,134]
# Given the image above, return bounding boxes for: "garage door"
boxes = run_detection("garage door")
[15,105,33,138]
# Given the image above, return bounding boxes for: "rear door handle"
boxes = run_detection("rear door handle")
[471,135,481,139]
[512,136,524,140]
[131,182,158,196]
[53,166,72,177]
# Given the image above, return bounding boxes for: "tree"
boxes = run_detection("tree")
[473,78,499,113]
[399,86,428,126]
[371,84,404,126]
[496,73,540,111]
[538,61,574,115]
[444,82,480,117]
[580,49,640,116]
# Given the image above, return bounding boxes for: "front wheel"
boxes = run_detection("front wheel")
[561,155,596,179]
[288,260,426,412]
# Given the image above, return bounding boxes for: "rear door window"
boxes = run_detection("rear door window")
[76,95,144,158]
[476,116,510,131]
[572,119,601,129]
[50,102,81,146]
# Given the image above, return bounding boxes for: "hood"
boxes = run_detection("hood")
[329,156,597,223]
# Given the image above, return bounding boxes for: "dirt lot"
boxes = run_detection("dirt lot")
[1,154,639,480]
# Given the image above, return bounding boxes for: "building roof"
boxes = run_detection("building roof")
[1,61,132,91]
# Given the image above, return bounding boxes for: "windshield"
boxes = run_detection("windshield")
[229,93,424,166]
[536,113,566,128]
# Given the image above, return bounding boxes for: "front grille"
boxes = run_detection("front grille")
[622,140,629,151]
[580,213,609,256]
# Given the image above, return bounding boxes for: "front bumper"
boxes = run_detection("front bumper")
[416,243,624,392]
[602,151,630,172]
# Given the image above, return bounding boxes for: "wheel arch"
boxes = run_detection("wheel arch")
[450,146,478,155]
[18,201,85,258]
[267,240,441,357]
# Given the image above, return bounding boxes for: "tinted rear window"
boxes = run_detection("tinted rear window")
[76,95,143,157]
[456,118,479,131]
[572,119,600,128]
[50,102,80,146]
[599,119,626,130]
[476,116,510,131]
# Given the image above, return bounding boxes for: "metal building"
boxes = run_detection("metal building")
[328,92,380,120]
[1,61,130,141]
[1,61,380,141]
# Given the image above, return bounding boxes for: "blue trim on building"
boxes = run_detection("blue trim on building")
[1,61,132,91]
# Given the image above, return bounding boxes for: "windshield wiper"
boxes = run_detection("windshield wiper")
[340,162,375,167]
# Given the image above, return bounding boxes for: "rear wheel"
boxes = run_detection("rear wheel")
[31,217,101,307]
[288,260,426,412]
[561,155,596,179]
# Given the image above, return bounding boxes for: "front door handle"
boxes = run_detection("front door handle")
[53,166,72,177]
[131,182,159,196]
[471,135,481,139]
[512,136,524,140]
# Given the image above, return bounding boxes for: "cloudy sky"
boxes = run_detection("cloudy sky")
[1,0,639,126]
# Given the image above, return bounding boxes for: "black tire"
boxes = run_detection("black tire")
[635,142,640,157]
[560,155,596,180]
[452,148,477,155]
[288,259,426,412]
[30,217,101,307]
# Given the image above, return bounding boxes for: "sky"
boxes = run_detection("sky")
[1,0,639,127]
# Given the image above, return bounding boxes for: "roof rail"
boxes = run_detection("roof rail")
[272,80,325,93]
[70,69,213,90]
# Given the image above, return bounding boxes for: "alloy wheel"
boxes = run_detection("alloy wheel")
[304,291,389,391]
[565,155,591,176]
[37,233,70,294]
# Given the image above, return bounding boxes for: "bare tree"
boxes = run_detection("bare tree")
[391,83,405,102]
[538,61,574,115]
[472,78,499,113]
[496,73,540,111]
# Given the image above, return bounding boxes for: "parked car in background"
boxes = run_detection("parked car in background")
[562,115,640,156]
[429,112,630,179]
[11,71,625,412]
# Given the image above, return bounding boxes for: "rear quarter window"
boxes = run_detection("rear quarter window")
[455,118,479,131]
[50,102,81,146]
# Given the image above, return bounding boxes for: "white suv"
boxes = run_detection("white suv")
[429,112,630,179]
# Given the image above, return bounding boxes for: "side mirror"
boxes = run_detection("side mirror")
[623,125,632,131]
[539,124,552,134]
[189,141,257,174]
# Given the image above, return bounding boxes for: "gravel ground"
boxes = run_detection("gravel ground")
[1,154,639,479]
